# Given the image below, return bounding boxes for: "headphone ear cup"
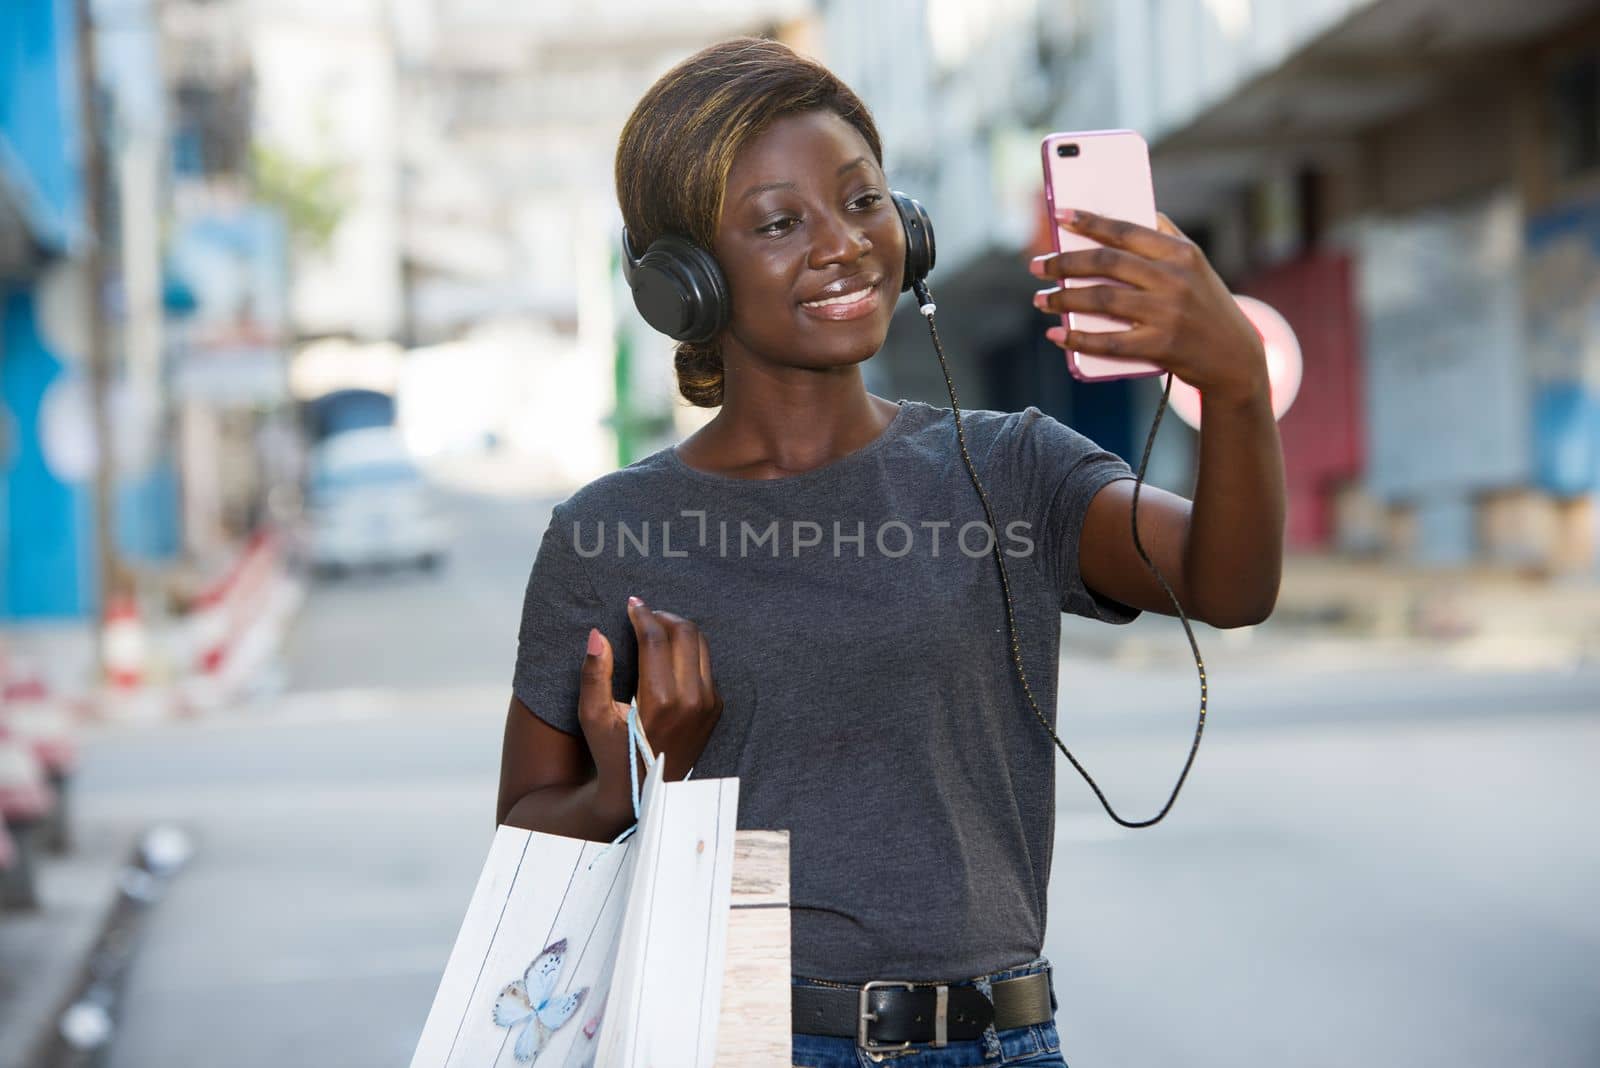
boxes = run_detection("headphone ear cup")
[891,191,936,293]
[621,231,731,344]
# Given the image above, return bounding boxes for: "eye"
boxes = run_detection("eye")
[757,215,799,236]
[850,190,885,211]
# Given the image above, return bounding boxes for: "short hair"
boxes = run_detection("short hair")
[615,37,884,408]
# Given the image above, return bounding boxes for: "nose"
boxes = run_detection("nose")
[807,205,872,270]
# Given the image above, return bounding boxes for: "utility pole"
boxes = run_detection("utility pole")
[74,0,122,660]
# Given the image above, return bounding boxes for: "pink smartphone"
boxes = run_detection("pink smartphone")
[1040,129,1165,382]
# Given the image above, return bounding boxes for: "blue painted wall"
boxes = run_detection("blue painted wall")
[0,0,98,618]
[0,0,82,253]
[0,288,95,617]
[1525,197,1600,499]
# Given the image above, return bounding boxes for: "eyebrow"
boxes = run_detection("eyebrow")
[738,180,795,202]
[735,157,877,203]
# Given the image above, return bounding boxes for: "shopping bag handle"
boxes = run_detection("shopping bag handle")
[625,702,656,828]
[588,704,696,869]
[586,704,657,867]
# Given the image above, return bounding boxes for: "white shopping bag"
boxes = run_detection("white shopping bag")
[409,752,741,1068]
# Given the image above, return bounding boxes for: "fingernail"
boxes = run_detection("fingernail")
[1032,289,1052,310]
[627,595,643,609]
[1027,255,1049,278]
[586,628,604,656]
[1046,325,1069,345]
[1056,208,1077,226]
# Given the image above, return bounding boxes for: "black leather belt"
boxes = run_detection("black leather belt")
[791,970,1054,1052]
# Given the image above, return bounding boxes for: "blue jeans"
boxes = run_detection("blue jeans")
[790,957,1068,1067]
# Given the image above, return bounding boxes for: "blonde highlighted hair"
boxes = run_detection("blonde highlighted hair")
[615,37,883,408]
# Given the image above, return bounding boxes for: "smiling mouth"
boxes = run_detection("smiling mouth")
[801,287,877,310]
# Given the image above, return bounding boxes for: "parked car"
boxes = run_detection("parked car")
[306,427,449,577]
[302,388,396,443]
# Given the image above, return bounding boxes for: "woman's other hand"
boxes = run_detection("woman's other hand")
[578,597,723,813]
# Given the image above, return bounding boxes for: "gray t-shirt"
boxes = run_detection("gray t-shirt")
[511,398,1140,982]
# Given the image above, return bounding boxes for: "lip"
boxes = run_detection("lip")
[798,273,883,321]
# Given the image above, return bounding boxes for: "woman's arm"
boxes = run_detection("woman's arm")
[1031,209,1286,628]
[1077,389,1285,628]
[497,696,634,840]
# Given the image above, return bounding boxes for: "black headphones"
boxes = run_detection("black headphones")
[620,191,936,344]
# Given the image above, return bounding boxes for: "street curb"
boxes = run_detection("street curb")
[21,828,194,1068]
[0,828,131,1068]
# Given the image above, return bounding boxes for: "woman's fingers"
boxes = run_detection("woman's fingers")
[623,599,721,779]
[1034,283,1158,322]
[1058,208,1191,263]
[1028,245,1170,289]
[577,628,614,719]
[574,627,630,777]
[1050,324,1171,360]
[650,609,709,699]
[1154,211,1188,240]
[627,599,718,711]
[626,596,673,708]
[697,631,717,703]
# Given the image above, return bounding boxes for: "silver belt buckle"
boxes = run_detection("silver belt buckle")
[858,979,951,1056]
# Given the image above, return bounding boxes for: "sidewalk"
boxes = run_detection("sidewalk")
[0,535,304,1068]
[0,550,1594,1067]
[0,820,137,1068]
[1061,554,1600,674]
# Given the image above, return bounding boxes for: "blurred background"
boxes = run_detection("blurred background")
[1,0,1597,1065]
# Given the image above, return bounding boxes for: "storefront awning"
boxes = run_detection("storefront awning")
[1150,0,1597,217]
[0,131,78,276]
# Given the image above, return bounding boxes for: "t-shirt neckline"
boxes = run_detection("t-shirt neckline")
[664,398,918,487]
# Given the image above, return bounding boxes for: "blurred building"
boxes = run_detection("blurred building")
[393,0,815,478]
[0,0,92,618]
[820,0,1600,576]
[1,0,188,621]
[161,0,299,564]
[231,0,814,489]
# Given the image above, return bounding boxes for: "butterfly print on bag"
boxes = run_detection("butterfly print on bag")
[491,938,589,1063]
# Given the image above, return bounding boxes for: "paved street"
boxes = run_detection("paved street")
[67,485,1600,1067]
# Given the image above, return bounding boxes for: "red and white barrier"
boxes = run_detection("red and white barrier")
[1,526,304,731]
[178,528,303,715]
[0,640,82,767]
[102,595,148,691]
[0,739,52,827]
[1,632,83,859]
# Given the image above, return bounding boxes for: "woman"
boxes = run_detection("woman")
[498,37,1284,1067]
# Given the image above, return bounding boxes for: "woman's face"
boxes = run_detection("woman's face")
[711,108,906,373]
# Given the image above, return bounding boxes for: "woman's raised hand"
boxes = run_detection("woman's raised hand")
[1029,209,1270,405]
[577,596,723,817]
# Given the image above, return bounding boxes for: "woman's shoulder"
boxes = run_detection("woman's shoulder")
[550,447,680,521]
[901,399,1070,434]
[901,401,1085,463]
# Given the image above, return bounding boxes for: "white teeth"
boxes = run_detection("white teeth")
[803,286,874,308]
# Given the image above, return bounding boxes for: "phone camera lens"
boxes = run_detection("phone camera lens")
[1057,143,1080,158]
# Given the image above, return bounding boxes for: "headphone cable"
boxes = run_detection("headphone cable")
[912,278,1208,829]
